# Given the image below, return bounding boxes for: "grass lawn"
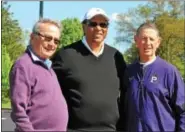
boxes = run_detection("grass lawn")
[2,100,11,109]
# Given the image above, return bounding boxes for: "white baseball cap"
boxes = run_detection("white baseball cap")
[82,8,109,22]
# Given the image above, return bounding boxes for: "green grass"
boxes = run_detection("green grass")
[2,100,11,109]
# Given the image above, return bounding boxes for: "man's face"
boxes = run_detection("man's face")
[134,28,161,62]
[30,23,60,59]
[83,15,108,46]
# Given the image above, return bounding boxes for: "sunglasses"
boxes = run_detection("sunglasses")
[35,32,60,45]
[86,21,109,28]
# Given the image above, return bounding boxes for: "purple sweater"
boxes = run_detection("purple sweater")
[9,50,68,131]
[127,56,185,131]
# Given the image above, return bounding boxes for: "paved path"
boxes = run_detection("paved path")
[2,109,15,131]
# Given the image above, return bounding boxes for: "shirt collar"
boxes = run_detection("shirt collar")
[140,56,157,67]
[82,36,104,57]
[27,45,52,69]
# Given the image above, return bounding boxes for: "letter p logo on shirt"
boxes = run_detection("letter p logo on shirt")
[151,75,158,83]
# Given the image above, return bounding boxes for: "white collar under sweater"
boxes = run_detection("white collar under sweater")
[140,56,157,68]
[28,45,52,69]
[82,36,104,57]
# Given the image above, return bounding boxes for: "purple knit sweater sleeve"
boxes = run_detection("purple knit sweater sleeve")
[170,68,185,131]
[9,65,34,131]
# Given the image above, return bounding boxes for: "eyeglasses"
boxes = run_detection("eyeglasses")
[86,21,109,28]
[35,32,60,45]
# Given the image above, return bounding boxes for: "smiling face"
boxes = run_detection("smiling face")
[134,28,161,62]
[30,23,60,59]
[83,15,109,47]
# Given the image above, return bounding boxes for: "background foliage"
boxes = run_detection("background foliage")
[59,18,83,48]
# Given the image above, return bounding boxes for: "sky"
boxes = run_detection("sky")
[8,1,147,53]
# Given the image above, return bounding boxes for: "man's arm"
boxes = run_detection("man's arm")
[51,50,71,102]
[170,69,185,131]
[114,51,129,131]
[9,66,34,131]
[51,50,65,89]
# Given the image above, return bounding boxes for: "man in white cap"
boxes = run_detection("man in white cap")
[52,7,128,131]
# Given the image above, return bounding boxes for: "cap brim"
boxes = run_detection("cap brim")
[82,14,109,23]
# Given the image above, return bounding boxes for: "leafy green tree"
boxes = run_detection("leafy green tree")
[115,1,184,45]
[2,2,25,62]
[123,44,138,64]
[155,14,184,77]
[59,18,83,48]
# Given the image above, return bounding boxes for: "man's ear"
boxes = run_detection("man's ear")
[82,24,86,35]
[30,33,34,39]
[157,37,161,48]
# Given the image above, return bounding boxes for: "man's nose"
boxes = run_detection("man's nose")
[94,25,102,30]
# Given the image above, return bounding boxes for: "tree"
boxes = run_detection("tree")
[155,14,184,77]
[59,18,83,48]
[1,2,25,62]
[115,1,184,45]
[123,44,138,64]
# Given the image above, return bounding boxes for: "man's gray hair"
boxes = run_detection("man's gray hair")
[136,22,160,37]
[32,18,62,33]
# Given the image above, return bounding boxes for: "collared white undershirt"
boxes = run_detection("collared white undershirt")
[28,45,52,69]
[140,56,156,67]
[82,36,104,57]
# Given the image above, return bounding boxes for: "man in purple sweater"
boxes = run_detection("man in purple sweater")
[126,22,185,131]
[9,18,68,131]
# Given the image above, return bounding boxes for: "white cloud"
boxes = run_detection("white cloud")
[111,13,131,22]
[111,13,119,22]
